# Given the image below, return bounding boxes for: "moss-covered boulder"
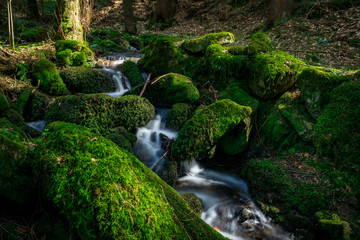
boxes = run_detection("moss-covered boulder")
[32,59,69,96]
[121,60,145,87]
[0,91,10,113]
[125,73,200,107]
[248,51,304,99]
[166,103,195,130]
[33,121,225,240]
[139,36,183,75]
[180,193,202,216]
[12,87,32,115]
[104,126,137,152]
[0,118,35,203]
[23,90,52,122]
[60,66,116,94]
[55,40,94,67]
[314,80,360,168]
[296,67,350,119]
[45,94,155,133]
[181,32,235,54]
[172,99,252,162]
[317,220,351,240]
[246,32,273,55]
[89,29,130,52]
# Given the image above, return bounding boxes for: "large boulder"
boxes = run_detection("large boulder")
[23,90,52,122]
[33,121,226,240]
[125,73,200,107]
[181,32,235,54]
[166,103,195,130]
[314,80,360,168]
[60,66,116,94]
[55,40,94,67]
[0,118,35,203]
[121,60,145,87]
[248,51,304,99]
[172,99,252,162]
[45,94,155,133]
[296,66,350,119]
[32,59,69,96]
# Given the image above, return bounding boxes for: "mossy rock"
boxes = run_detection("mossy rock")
[314,80,360,168]
[228,45,247,55]
[246,32,273,55]
[55,40,94,67]
[104,126,137,152]
[172,99,252,162]
[181,32,235,54]
[32,59,69,96]
[0,118,35,203]
[33,121,226,240]
[248,51,305,99]
[45,94,155,133]
[218,120,251,155]
[157,161,178,187]
[204,44,247,91]
[125,73,200,107]
[23,90,52,122]
[121,60,145,87]
[180,193,202,216]
[89,29,131,51]
[296,66,351,119]
[318,219,351,240]
[166,103,195,130]
[0,91,10,113]
[60,66,116,94]
[12,86,32,115]
[139,36,183,75]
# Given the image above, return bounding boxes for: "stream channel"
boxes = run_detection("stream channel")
[27,53,294,240]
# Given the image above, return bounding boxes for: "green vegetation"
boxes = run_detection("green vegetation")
[166,103,195,130]
[12,87,32,115]
[121,60,145,87]
[60,66,115,93]
[55,40,94,66]
[45,94,155,133]
[33,121,226,239]
[23,90,51,122]
[0,91,10,113]
[181,32,235,53]
[246,32,273,55]
[32,58,69,96]
[104,126,137,152]
[125,73,200,107]
[172,99,252,162]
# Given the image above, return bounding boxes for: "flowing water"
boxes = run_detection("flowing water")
[26,120,46,132]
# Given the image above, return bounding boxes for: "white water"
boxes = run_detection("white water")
[26,120,46,132]
[102,56,131,97]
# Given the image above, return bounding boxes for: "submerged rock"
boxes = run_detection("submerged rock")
[45,94,155,133]
[172,99,252,162]
[181,32,235,54]
[32,59,69,96]
[125,73,200,107]
[60,66,116,94]
[33,122,225,240]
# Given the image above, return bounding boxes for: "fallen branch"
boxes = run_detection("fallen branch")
[150,151,168,170]
[151,73,191,85]
[0,45,18,60]
[139,73,151,97]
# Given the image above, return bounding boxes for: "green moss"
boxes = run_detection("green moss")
[55,40,94,67]
[181,32,235,54]
[23,90,51,122]
[0,118,35,203]
[157,161,178,187]
[172,99,252,162]
[12,87,32,115]
[104,127,137,151]
[314,80,360,169]
[166,103,195,130]
[55,40,82,52]
[125,73,200,107]
[60,66,115,93]
[296,66,350,119]
[228,45,246,55]
[32,58,69,96]
[33,122,225,239]
[246,32,273,55]
[89,29,131,51]
[45,94,155,133]
[56,49,72,66]
[180,193,202,216]
[318,220,351,240]
[219,121,251,155]
[0,91,10,113]
[248,51,305,99]
[121,60,145,87]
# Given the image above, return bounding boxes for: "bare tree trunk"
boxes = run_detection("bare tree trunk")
[27,0,40,19]
[80,0,93,33]
[7,0,15,50]
[123,0,137,35]
[155,0,176,23]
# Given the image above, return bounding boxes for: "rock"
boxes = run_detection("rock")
[31,58,69,96]
[60,66,115,94]
[0,118,35,203]
[45,94,155,133]
[318,219,351,240]
[180,193,202,215]
[132,140,156,166]
[172,99,252,162]
[158,161,178,187]
[23,90,52,122]
[0,91,10,113]
[33,122,226,240]
[248,51,304,99]
[296,66,350,119]
[125,73,199,107]
[55,40,94,67]
[12,86,32,115]
[181,32,235,54]
[245,32,273,55]
[121,60,145,87]
[166,103,195,130]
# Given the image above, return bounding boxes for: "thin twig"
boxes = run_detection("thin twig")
[139,73,151,97]
[150,151,168,170]
[151,73,191,85]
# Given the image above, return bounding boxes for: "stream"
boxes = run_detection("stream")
[27,53,293,240]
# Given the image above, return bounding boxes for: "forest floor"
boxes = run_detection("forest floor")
[92,0,360,70]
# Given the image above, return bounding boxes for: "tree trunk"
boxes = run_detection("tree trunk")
[123,0,137,35]
[56,0,84,43]
[27,0,40,19]
[155,0,176,23]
